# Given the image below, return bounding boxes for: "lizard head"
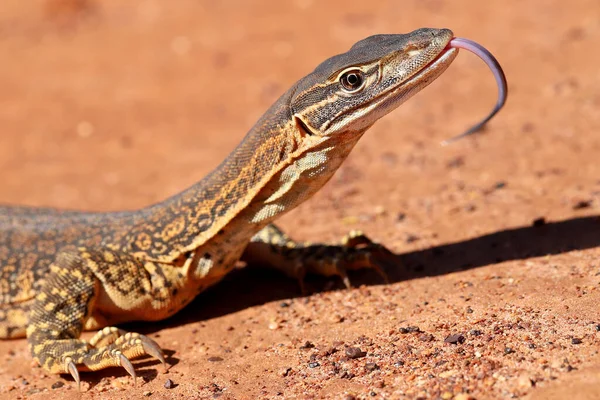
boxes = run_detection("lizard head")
[291,28,457,137]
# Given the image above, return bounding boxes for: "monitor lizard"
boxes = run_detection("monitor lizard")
[0,28,506,388]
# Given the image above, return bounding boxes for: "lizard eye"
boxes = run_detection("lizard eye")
[339,69,365,92]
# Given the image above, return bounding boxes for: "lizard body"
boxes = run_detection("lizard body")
[0,28,503,386]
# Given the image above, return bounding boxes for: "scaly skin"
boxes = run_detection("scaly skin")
[0,28,458,387]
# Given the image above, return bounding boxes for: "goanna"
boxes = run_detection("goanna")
[0,28,495,388]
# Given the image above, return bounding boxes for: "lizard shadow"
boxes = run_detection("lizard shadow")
[132,215,600,333]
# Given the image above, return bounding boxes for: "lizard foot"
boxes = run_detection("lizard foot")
[301,230,394,289]
[77,329,165,388]
[32,328,166,391]
[278,230,396,292]
[244,224,398,293]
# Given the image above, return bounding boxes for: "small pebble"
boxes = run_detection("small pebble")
[419,333,435,342]
[143,391,152,397]
[571,338,583,345]
[345,347,367,359]
[399,326,421,334]
[504,347,515,355]
[595,324,600,332]
[164,379,175,389]
[572,200,592,210]
[209,383,223,394]
[340,371,355,379]
[51,381,64,389]
[208,356,223,362]
[444,334,465,344]
[364,363,379,372]
[469,329,483,336]
[405,234,420,243]
[300,341,315,349]
[319,346,338,357]
[308,362,320,368]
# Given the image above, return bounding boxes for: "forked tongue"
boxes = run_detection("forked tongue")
[441,38,507,145]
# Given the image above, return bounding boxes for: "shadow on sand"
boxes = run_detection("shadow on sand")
[149,214,600,330]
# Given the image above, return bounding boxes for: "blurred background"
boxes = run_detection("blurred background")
[1,0,597,215]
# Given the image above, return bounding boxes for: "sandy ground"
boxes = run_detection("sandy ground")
[0,0,599,398]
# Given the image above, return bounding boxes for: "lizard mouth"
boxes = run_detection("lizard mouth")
[423,42,455,71]
[369,45,458,114]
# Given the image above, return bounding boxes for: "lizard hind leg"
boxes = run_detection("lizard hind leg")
[27,250,165,390]
[242,224,397,292]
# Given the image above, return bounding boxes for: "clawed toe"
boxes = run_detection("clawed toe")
[118,353,137,385]
[57,329,167,391]
[338,268,351,289]
[361,251,391,283]
[139,336,167,372]
[66,358,81,391]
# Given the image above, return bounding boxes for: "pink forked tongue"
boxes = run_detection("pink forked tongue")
[441,37,508,145]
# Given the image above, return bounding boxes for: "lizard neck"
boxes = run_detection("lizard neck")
[125,86,306,260]
[187,130,362,282]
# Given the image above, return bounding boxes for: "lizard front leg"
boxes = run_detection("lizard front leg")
[242,224,397,292]
[27,249,167,389]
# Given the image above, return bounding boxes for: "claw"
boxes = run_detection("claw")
[65,359,80,391]
[337,267,352,289]
[372,262,390,284]
[140,337,167,372]
[341,275,352,289]
[118,353,137,386]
